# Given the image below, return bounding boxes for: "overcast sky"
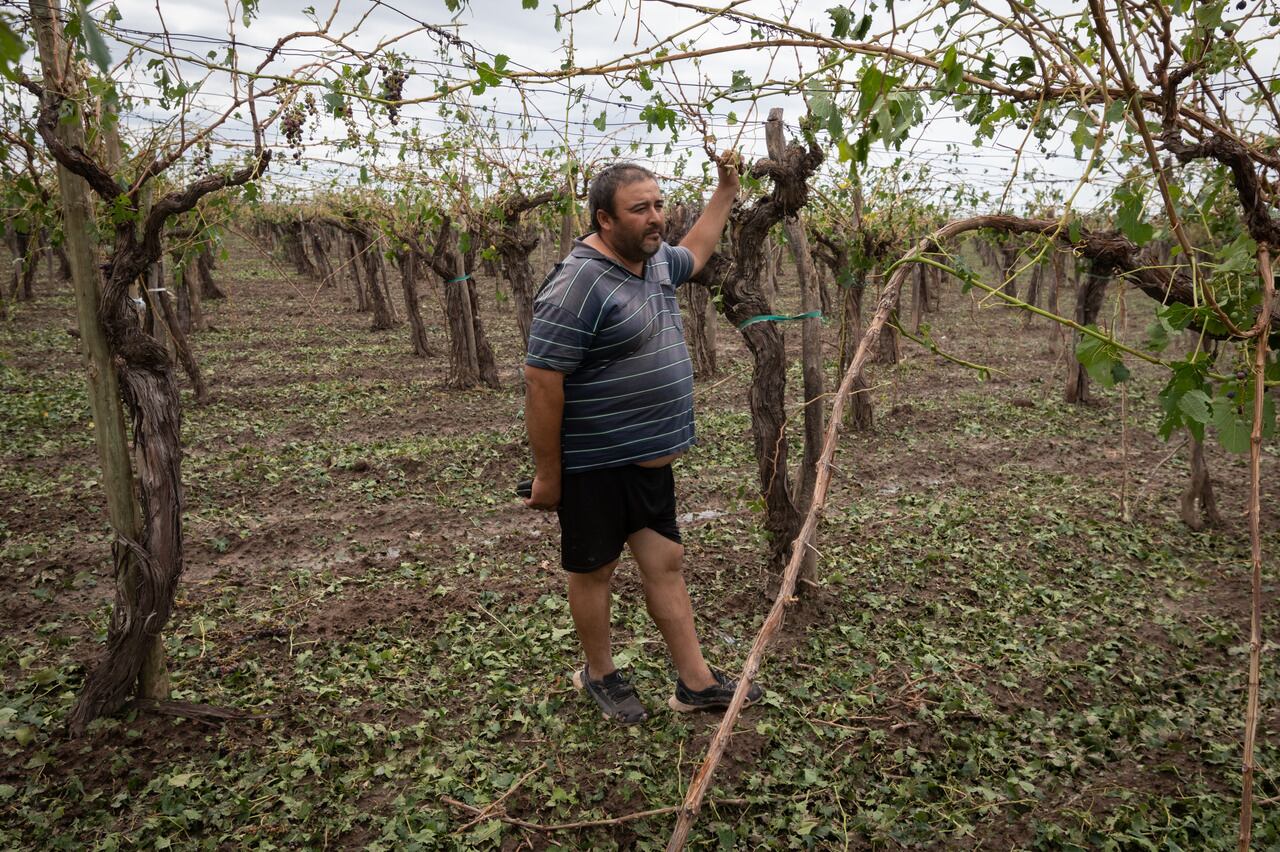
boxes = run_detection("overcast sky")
[27,0,1277,215]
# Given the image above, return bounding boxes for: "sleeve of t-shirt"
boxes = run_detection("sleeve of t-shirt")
[667,244,695,287]
[525,301,592,373]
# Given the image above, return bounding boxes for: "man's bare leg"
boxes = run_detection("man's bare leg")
[567,560,618,678]
[628,527,716,690]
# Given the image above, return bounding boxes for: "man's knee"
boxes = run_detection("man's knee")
[663,540,686,570]
[568,560,618,587]
[638,537,685,579]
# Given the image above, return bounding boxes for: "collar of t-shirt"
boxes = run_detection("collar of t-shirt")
[570,236,652,281]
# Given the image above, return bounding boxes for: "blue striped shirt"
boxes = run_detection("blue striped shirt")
[526,240,696,473]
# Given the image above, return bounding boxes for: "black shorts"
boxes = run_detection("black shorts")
[557,464,682,573]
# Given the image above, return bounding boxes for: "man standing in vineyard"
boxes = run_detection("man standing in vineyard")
[523,157,762,724]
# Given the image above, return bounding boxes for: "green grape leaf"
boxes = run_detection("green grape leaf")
[1103,98,1127,125]
[939,45,963,91]
[1075,328,1128,387]
[75,2,112,74]
[1145,316,1170,352]
[1158,302,1198,331]
[0,17,25,83]
[1070,117,1094,158]
[1115,187,1154,246]
[1177,389,1212,424]
[828,6,852,39]
[1211,397,1251,453]
[857,66,898,119]
[1007,55,1035,84]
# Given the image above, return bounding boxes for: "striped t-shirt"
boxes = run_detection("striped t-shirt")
[526,239,696,473]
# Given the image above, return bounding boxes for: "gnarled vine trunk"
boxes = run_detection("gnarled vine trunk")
[691,110,823,572]
[8,228,40,302]
[197,246,224,300]
[999,243,1020,299]
[767,115,825,518]
[681,284,718,379]
[498,235,539,350]
[396,250,433,357]
[27,0,269,734]
[873,277,901,365]
[426,218,499,389]
[345,234,370,312]
[813,229,873,432]
[347,223,395,331]
[490,191,554,352]
[305,223,336,288]
[1180,432,1222,530]
[1065,261,1112,404]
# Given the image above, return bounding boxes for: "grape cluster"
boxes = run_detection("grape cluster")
[343,110,361,146]
[380,64,409,125]
[280,93,317,162]
[281,104,306,159]
[193,140,213,174]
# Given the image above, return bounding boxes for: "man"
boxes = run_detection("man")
[523,157,762,724]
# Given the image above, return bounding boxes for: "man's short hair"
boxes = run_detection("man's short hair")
[587,163,657,231]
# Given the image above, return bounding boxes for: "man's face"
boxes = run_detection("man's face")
[599,178,664,264]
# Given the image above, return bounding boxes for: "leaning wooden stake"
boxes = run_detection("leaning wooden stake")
[665,221,973,850]
[668,214,1277,847]
[1238,245,1273,852]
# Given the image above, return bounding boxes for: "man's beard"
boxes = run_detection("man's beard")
[616,228,662,264]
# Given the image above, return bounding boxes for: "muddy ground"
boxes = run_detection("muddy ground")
[1,235,1278,850]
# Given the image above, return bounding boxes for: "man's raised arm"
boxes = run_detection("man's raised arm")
[678,154,741,276]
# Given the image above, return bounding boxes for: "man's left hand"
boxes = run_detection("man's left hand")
[715,150,742,192]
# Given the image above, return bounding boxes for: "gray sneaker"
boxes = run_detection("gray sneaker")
[572,664,649,724]
[668,668,764,712]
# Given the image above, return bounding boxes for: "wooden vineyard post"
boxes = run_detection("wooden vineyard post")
[29,0,170,707]
[29,0,266,732]
[667,202,716,377]
[559,166,575,258]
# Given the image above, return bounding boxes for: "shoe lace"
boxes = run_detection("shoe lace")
[602,674,637,703]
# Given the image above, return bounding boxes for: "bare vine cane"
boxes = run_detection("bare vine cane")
[665,219,979,851]
[1238,245,1273,852]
